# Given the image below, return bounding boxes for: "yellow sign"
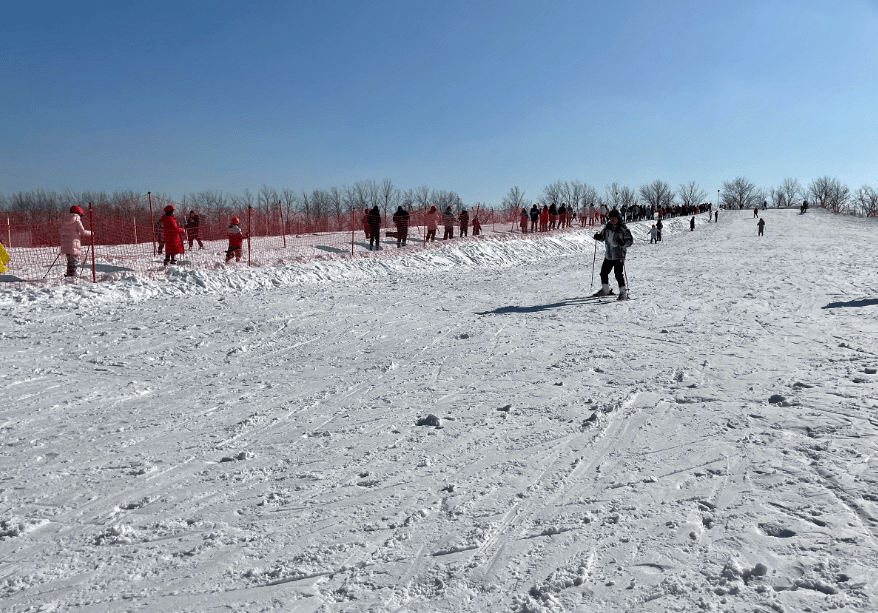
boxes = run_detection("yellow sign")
[0,242,9,273]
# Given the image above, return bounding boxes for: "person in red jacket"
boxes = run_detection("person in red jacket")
[161,205,185,266]
[226,217,245,262]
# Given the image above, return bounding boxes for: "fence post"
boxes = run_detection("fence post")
[247,204,252,267]
[88,203,96,283]
[147,192,156,256]
[133,216,137,244]
[351,208,355,256]
[6,217,10,248]
[278,201,286,248]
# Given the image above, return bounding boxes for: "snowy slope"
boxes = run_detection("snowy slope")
[2,209,877,613]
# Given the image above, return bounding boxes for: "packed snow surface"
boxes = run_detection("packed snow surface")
[2,209,877,612]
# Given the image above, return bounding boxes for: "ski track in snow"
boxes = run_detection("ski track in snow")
[1,209,877,612]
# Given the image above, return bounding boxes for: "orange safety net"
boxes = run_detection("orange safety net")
[0,196,595,289]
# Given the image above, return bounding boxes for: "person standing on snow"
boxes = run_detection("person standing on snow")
[472,212,482,236]
[392,205,410,247]
[648,224,657,244]
[459,208,469,237]
[529,204,539,232]
[655,218,663,242]
[60,205,91,277]
[161,205,185,266]
[185,211,204,250]
[225,217,245,262]
[362,208,371,241]
[520,207,529,233]
[425,206,438,242]
[753,206,759,218]
[593,208,634,300]
[442,206,456,240]
[690,216,695,231]
[368,206,382,250]
[757,217,765,236]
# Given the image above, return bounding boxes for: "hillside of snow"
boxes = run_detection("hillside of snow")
[2,208,877,612]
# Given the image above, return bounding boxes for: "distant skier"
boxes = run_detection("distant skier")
[161,205,185,266]
[690,217,695,231]
[714,211,718,223]
[225,217,245,262]
[392,205,409,247]
[60,205,91,277]
[753,207,759,218]
[757,217,765,236]
[800,201,808,215]
[656,218,663,242]
[593,209,634,301]
[648,224,657,244]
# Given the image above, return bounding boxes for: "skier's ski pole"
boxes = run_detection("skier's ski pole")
[78,245,91,277]
[590,241,597,289]
[43,252,62,279]
[623,262,629,293]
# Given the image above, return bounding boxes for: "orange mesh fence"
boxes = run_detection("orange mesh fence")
[1,198,599,289]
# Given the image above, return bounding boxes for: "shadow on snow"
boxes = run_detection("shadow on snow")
[822,298,878,310]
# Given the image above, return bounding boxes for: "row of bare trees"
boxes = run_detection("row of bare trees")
[500,176,877,218]
[2,175,876,224]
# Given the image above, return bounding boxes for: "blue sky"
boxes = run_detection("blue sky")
[2,0,876,205]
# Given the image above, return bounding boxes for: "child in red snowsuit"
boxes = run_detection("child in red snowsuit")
[226,218,245,262]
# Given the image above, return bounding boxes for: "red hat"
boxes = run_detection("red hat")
[69,205,85,216]
[430,206,437,211]
[231,217,239,224]
[164,205,175,213]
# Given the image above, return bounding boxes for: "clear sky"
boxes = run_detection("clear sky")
[2,0,876,205]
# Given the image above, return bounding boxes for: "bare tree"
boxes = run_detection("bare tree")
[808,176,850,213]
[854,185,878,217]
[379,178,400,218]
[414,186,431,210]
[677,181,707,209]
[501,186,527,215]
[539,181,564,207]
[778,178,802,208]
[579,183,598,211]
[638,180,674,210]
[720,177,760,210]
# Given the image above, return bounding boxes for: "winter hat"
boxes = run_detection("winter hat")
[69,205,85,216]
[430,205,437,211]
[608,209,620,219]
[164,205,175,213]
[231,217,240,224]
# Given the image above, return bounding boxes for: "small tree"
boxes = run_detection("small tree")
[678,181,706,210]
[809,176,849,213]
[639,180,674,211]
[720,177,760,210]
[502,186,528,216]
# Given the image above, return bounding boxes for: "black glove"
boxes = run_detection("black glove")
[593,233,603,240]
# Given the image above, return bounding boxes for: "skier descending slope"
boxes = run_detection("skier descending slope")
[593,208,634,300]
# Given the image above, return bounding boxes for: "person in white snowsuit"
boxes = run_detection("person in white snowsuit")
[60,205,91,277]
[593,208,634,300]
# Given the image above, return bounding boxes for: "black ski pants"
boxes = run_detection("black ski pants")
[599,258,625,288]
